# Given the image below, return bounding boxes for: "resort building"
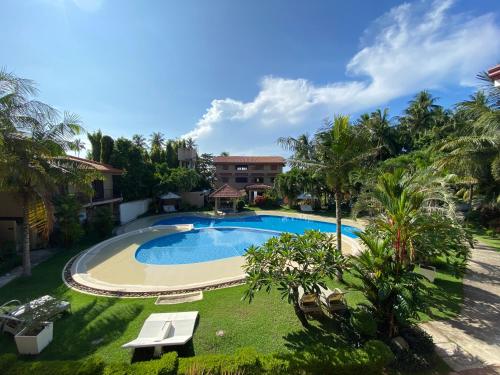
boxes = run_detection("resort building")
[213,156,285,203]
[0,156,123,250]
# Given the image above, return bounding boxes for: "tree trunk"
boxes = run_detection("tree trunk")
[292,287,309,328]
[335,190,342,254]
[22,194,32,277]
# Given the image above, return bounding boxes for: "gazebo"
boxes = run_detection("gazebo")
[160,192,181,212]
[209,184,244,213]
[245,183,272,203]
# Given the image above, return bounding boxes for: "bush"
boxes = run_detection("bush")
[88,206,114,239]
[178,343,394,375]
[5,357,105,375]
[0,241,21,274]
[254,195,266,207]
[237,199,246,211]
[389,326,435,373]
[0,354,17,371]
[350,308,377,339]
[53,195,84,247]
[103,352,178,375]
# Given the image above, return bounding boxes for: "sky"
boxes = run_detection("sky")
[2,0,499,156]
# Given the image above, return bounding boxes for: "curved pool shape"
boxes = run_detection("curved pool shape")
[154,214,358,238]
[136,228,277,265]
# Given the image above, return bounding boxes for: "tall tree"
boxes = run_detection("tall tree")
[277,133,315,161]
[100,135,114,164]
[0,70,94,276]
[165,140,179,168]
[72,138,85,157]
[132,134,147,149]
[87,130,102,161]
[150,132,165,164]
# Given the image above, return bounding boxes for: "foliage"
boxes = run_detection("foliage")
[274,168,312,207]
[196,153,215,188]
[0,69,95,276]
[88,130,102,162]
[53,195,84,247]
[243,230,346,327]
[236,199,246,211]
[389,326,436,372]
[253,195,266,207]
[346,232,427,338]
[100,135,114,164]
[88,206,114,239]
[0,241,20,275]
[155,167,201,193]
[103,352,178,375]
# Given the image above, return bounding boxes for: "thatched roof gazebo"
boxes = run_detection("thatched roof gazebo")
[209,184,244,214]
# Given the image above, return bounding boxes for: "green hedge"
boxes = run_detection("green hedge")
[178,341,394,375]
[1,342,392,375]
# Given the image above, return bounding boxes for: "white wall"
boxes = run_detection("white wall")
[119,199,152,224]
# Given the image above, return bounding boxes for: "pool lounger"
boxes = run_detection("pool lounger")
[319,286,347,312]
[298,287,322,314]
[122,311,199,357]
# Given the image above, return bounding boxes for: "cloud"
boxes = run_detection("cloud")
[184,0,500,155]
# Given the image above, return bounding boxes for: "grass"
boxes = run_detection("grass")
[470,228,500,251]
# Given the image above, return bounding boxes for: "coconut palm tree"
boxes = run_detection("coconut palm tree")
[357,109,398,160]
[282,115,367,253]
[132,134,147,149]
[72,138,85,157]
[0,70,94,276]
[277,133,315,161]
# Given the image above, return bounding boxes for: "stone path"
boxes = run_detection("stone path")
[0,249,59,288]
[421,243,500,374]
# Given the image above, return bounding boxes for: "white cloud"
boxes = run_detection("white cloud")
[184,0,500,155]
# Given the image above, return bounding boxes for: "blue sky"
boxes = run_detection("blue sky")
[2,0,499,156]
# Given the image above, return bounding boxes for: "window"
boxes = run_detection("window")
[222,165,229,170]
[254,177,264,183]
[254,164,264,170]
[270,164,278,170]
[236,165,248,171]
[221,177,229,183]
[235,177,248,183]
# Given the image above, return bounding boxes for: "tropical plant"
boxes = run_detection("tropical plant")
[71,138,85,157]
[100,135,114,164]
[0,70,94,275]
[347,232,426,338]
[131,134,147,149]
[88,206,114,240]
[277,133,315,161]
[53,195,84,247]
[149,132,165,164]
[87,130,102,161]
[286,115,367,253]
[357,108,398,160]
[274,169,311,208]
[243,230,346,327]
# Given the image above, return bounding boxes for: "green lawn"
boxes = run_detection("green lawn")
[0,237,463,367]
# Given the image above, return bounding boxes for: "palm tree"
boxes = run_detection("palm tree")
[0,70,94,276]
[132,134,147,149]
[277,133,315,161]
[220,151,230,157]
[149,132,165,150]
[357,109,397,160]
[282,115,366,253]
[72,138,85,157]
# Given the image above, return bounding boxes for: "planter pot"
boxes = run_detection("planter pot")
[15,322,53,355]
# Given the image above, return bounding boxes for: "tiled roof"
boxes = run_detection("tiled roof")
[488,65,500,80]
[209,184,245,198]
[213,156,285,164]
[66,156,123,174]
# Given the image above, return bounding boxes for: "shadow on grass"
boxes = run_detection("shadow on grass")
[421,278,463,321]
[36,297,144,361]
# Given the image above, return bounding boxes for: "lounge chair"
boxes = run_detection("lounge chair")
[298,287,322,314]
[122,311,199,357]
[163,205,177,213]
[300,204,313,212]
[319,286,347,313]
[0,295,71,335]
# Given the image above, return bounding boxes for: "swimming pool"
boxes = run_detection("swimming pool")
[134,215,358,265]
[136,228,278,265]
[153,215,358,237]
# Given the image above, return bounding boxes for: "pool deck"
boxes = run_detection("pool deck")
[67,211,364,296]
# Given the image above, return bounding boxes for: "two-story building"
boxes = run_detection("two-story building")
[213,156,285,203]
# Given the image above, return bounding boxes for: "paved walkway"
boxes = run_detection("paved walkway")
[421,243,500,374]
[0,249,59,288]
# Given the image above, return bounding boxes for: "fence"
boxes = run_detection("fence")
[119,198,152,224]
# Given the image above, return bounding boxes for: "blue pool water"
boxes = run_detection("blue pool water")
[153,215,358,238]
[135,215,358,265]
[136,228,277,265]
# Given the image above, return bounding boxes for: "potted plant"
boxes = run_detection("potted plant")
[14,299,60,355]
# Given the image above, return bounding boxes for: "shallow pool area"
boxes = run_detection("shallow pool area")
[136,227,278,265]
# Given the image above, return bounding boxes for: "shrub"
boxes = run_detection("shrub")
[253,195,266,207]
[5,357,105,375]
[0,241,21,274]
[237,199,246,211]
[53,195,84,247]
[103,352,178,375]
[350,308,377,338]
[88,206,114,239]
[389,327,435,373]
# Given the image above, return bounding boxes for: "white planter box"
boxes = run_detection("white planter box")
[15,322,53,355]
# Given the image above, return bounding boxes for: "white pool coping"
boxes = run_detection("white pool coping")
[65,211,364,296]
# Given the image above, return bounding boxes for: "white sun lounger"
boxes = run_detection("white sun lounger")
[122,311,199,357]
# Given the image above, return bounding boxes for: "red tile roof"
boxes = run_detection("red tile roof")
[488,65,500,80]
[213,156,285,164]
[209,184,245,198]
[66,156,123,175]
